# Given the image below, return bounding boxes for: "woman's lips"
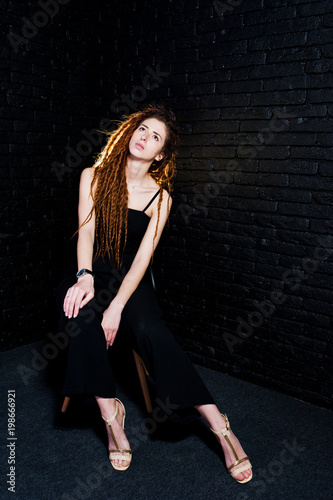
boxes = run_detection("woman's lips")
[135,143,144,150]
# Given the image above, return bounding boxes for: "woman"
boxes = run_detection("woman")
[60,105,252,482]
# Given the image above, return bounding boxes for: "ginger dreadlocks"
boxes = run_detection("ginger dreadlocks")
[81,105,179,269]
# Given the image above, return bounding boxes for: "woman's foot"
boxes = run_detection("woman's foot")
[195,404,252,483]
[212,414,252,483]
[96,397,132,470]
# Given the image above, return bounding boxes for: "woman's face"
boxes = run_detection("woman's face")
[128,117,167,163]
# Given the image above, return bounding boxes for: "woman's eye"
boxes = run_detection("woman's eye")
[153,135,159,141]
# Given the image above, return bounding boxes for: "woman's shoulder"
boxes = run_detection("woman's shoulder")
[81,167,95,181]
[80,167,96,190]
[161,187,172,203]
[149,187,172,217]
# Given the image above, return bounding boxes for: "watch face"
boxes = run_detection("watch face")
[77,269,85,277]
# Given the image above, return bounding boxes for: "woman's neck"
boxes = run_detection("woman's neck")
[126,157,151,188]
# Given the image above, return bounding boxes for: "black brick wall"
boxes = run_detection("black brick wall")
[1,0,332,410]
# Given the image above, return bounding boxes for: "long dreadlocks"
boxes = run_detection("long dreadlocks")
[80,105,180,269]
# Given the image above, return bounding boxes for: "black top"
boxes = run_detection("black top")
[92,190,160,277]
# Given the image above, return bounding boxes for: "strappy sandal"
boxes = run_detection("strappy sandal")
[211,414,252,484]
[102,398,132,471]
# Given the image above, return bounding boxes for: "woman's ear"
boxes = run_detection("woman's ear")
[155,151,165,162]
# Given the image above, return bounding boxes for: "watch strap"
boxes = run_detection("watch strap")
[76,268,95,279]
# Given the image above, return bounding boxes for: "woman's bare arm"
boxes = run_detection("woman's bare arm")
[63,168,96,319]
[102,190,172,346]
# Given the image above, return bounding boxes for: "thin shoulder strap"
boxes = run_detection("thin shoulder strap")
[142,190,160,213]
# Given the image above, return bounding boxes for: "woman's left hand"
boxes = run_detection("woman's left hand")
[101,300,124,349]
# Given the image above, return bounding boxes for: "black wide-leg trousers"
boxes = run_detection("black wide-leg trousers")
[58,274,215,409]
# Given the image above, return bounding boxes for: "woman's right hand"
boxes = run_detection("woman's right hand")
[63,275,95,319]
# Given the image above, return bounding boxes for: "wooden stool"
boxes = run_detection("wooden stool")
[61,349,152,413]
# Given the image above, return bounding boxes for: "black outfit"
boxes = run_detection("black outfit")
[57,192,214,410]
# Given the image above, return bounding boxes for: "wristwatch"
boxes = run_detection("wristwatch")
[76,268,95,279]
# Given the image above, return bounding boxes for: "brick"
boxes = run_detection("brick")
[305,60,331,74]
[229,198,278,213]
[266,133,316,146]
[285,104,327,118]
[172,83,215,97]
[216,52,266,70]
[319,162,333,177]
[201,93,251,108]
[192,145,235,158]
[214,132,245,146]
[245,6,296,24]
[216,80,262,93]
[316,133,333,146]
[248,32,307,51]
[263,76,307,92]
[188,70,231,84]
[297,3,333,17]
[278,201,333,219]
[312,192,333,205]
[290,147,333,161]
[172,59,213,74]
[323,13,333,27]
[256,214,309,231]
[192,120,240,134]
[238,144,290,160]
[199,39,247,58]
[230,67,250,81]
[259,187,311,203]
[234,172,289,187]
[290,118,332,132]
[250,62,304,79]
[221,106,273,120]
[251,90,306,106]
[266,46,321,64]
[173,9,211,28]
[308,89,333,103]
[307,73,333,89]
[264,16,321,36]
[226,185,259,199]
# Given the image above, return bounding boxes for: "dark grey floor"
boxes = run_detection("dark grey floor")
[0,340,332,500]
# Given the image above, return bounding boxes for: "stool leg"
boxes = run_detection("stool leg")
[132,349,153,413]
[61,396,71,413]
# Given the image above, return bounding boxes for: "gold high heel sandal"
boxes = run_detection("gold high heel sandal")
[211,414,252,484]
[102,398,132,471]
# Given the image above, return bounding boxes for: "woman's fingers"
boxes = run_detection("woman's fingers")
[101,302,122,348]
[63,286,94,318]
[64,291,82,318]
[103,326,118,348]
[105,330,115,349]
